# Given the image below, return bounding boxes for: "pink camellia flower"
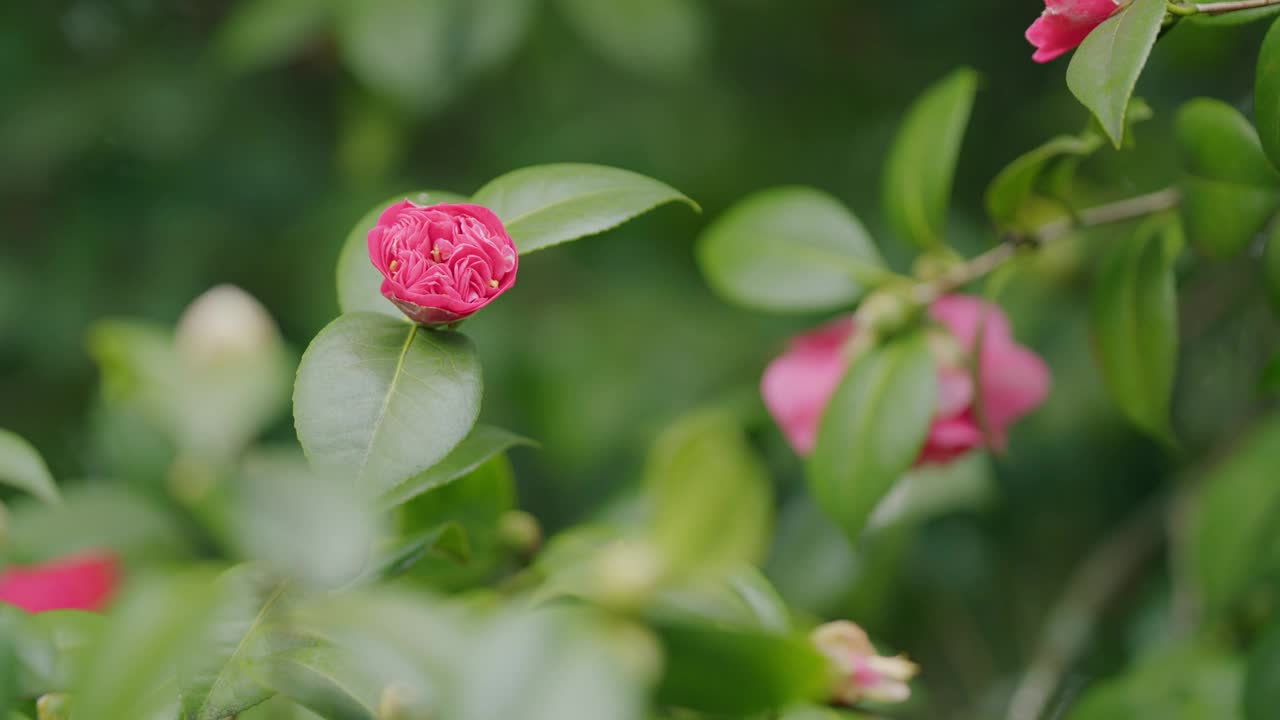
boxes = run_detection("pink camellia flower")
[1026,0,1125,63]
[761,295,1050,463]
[368,201,518,326]
[812,621,918,706]
[0,552,119,613]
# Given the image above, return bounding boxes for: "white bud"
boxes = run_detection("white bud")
[175,285,280,366]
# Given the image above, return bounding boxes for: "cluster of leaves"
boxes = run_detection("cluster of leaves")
[691,5,1280,718]
[216,0,707,114]
[0,164,896,720]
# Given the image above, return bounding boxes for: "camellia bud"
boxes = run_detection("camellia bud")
[174,284,281,367]
[852,290,919,345]
[591,539,663,610]
[368,200,518,326]
[811,620,919,706]
[497,510,543,556]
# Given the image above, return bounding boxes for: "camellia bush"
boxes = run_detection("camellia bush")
[8,1,1280,719]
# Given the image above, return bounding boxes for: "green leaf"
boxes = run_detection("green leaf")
[653,567,792,634]
[1089,216,1182,442]
[1176,98,1280,258]
[214,0,333,73]
[71,571,225,720]
[985,134,1104,228]
[554,0,706,79]
[1193,414,1280,613]
[644,410,772,576]
[227,449,379,590]
[335,190,468,318]
[696,187,887,313]
[470,163,698,255]
[335,0,456,114]
[6,485,191,565]
[1259,17,1280,172]
[808,332,938,542]
[0,430,60,505]
[0,610,20,715]
[1066,645,1242,720]
[1246,618,1280,720]
[882,68,978,249]
[1066,0,1166,147]
[246,647,377,720]
[380,425,533,508]
[293,313,482,496]
[652,621,828,715]
[366,522,472,581]
[180,566,304,720]
[395,454,516,590]
[10,610,103,698]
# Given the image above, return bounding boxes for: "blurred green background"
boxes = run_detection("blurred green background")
[2,2,1277,716]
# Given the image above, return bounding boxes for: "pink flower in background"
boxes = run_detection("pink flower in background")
[0,552,119,613]
[760,295,1050,463]
[1026,0,1124,63]
[368,201,518,326]
[812,621,918,706]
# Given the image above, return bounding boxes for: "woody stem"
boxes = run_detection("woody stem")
[1169,0,1280,14]
[912,187,1181,304]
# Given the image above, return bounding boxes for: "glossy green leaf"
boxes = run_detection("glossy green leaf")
[228,449,379,590]
[1089,217,1181,442]
[294,313,482,495]
[335,190,468,318]
[0,610,19,715]
[1246,618,1280,720]
[1257,17,1280,170]
[246,647,377,720]
[395,454,516,590]
[696,187,887,312]
[652,621,828,715]
[1066,0,1165,147]
[554,0,706,79]
[470,163,698,254]
[808,332,938,542]
[644,410,771,576]
[1176,98,1280,258]
[985,133,1104,228]
[71,572,224,720]
[214,0,333,72]
[0,430,60,505]
[180,566,304,720]
[882,68,978,249]
[1179,178,1278,259]
[380,425,533,508]
[1193,414,1280,613]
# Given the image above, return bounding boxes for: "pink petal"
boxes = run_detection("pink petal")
[761,317,857,455]
[918,417,985,465]
[0,552,119,613]
[978,345,1052,433]
[1026,0,1123,64]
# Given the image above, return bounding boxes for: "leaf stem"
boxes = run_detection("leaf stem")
[1169,0,1280,14]
[913,188,1181,304]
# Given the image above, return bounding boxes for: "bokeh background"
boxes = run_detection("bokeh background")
[2,2,1276,717]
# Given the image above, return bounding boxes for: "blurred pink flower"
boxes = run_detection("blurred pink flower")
[0,552,119,613]
[812,621,918,706]
[1026,0,1124,63]
[368,201,518,326]
[760,295,1050,463]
